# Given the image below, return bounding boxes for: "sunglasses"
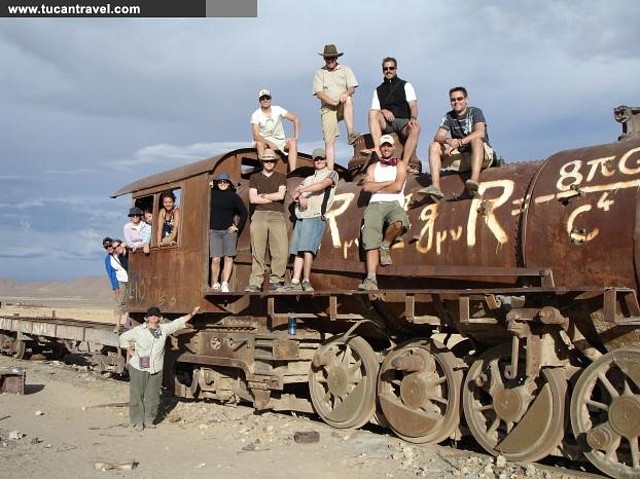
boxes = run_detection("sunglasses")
[383,66,396,72]
[450,96,465,102]
[259,96,271,101]
[313,157,326,162]
[324,56,338,61]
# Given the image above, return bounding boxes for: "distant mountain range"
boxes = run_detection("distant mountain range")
[0,276,112,307]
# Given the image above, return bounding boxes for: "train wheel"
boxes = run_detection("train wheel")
[570,348,640,479]
[0,333,26,359]
[377,339,463,444]
[309,336,379,429]
[462,343,566,462]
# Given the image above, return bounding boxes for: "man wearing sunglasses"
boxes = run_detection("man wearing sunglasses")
[281,148,338,292]
[367,57,421,168]
[251,89,300,171]
[313,43,359,170]
[419,86,494,200]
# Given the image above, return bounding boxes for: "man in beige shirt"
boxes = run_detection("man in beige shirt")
[313,44,359,170]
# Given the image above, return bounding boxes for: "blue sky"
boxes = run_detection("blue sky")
[0,0,638,281]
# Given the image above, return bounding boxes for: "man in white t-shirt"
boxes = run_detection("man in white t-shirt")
[251,89,300,171]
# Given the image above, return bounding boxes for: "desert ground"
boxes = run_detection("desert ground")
[0,294,604,479]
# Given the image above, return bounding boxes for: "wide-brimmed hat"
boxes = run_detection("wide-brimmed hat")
[311,148,326,160]
[319,44,343,58]
[128,206,144,217]
[145,306,162,318]
[260,149,278,161]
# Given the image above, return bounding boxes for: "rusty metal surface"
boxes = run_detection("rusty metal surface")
[122,137,640,317]
[524,140,640,290]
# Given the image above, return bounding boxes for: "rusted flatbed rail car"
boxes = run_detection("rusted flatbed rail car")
[0,314,124,372]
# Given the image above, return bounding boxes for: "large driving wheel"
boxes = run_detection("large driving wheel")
[309,336,379,429]
[462,343,567,462]
[570,348,640,479]
[377,339,462,443]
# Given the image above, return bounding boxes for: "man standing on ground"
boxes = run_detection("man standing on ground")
[313,43,359,170]
[419,86,493,200]
[359,135,410,291]
[245,149,288,292]
[120,305,200,431]
[281,148,338,292]
[251,89,301,171]
[367,57,420,167]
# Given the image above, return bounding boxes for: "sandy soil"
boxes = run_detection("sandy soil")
[0,354,603,479]
[0,303,114,324]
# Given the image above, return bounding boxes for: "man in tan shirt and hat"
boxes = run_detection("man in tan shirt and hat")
[313,43,359,171]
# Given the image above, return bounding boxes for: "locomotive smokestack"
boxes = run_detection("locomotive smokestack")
[614,105,640,141]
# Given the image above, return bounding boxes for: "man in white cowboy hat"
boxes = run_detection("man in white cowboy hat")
[251,89,301,171]
[245,149,288,292]
[312,43,359,171]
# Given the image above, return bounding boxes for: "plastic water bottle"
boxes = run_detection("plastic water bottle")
[288,312,297,335]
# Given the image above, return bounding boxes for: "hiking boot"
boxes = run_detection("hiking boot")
[268,282,284,292]
[416,185,444,201]
[220,282,230,293]
[379,247,392,266]
[465,179,480,197]
[358,278,379,291]
[211,282,220,291]
[301,280,315,292]
[244,284,261,293]
[280,282,303,292]
[347,132,360,145]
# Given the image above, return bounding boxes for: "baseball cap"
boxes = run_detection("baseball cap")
[380,134,395,146]
[258,89,271,98]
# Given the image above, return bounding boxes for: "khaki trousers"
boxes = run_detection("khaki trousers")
[128,366,163,427]
[249,210,288,287]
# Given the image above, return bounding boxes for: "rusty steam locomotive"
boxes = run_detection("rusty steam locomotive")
[103,105,640,478]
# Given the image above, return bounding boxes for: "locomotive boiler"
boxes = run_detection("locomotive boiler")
[111,107,640,479]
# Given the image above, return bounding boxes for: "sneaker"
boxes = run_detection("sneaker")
[465,179,480,197]
[347,132,360,145]
[280,282,303,292]
[416,185,444,201]
[211,282,221,291]
[244,285,261,293]
[268,282,284,292]
[220,282,230,293]
[358,278,379,291]
[133,424,144,432]
[301,280,315,292]
[379,247,392,266]
[143,423,156,429]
